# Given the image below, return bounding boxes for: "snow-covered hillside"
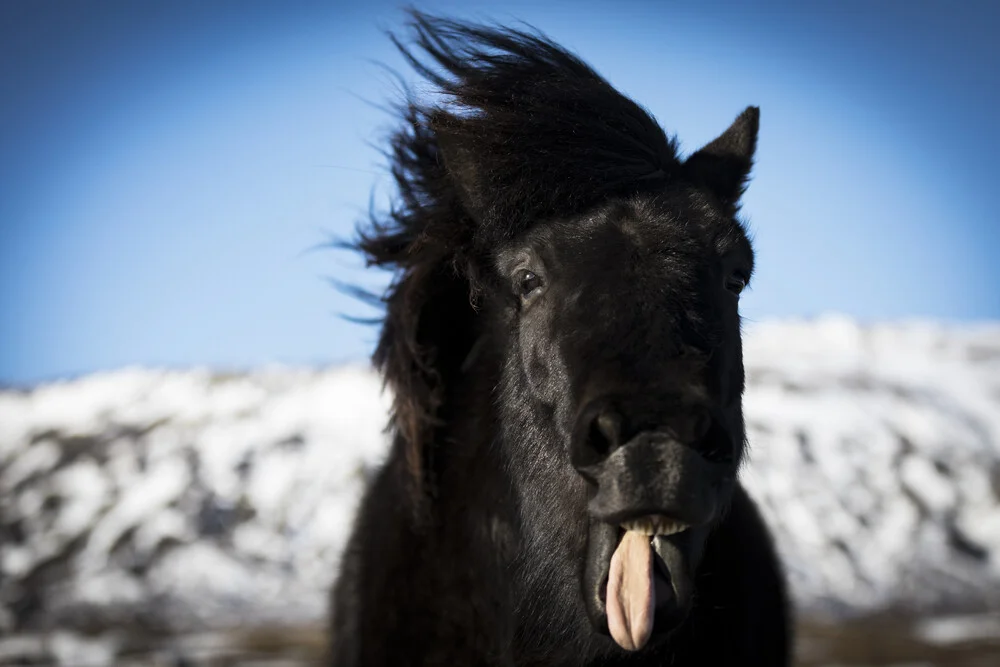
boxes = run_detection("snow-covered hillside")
[0,365,391,635]
[740,318,1000,614]
[2,317,999,642]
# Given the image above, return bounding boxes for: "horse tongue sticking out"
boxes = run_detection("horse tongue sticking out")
[607,530,655,650]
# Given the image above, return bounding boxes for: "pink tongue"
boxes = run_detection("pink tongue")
[606,530,655,651]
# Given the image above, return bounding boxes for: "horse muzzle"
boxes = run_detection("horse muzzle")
[575,433,735,651]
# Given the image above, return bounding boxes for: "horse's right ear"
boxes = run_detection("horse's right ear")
[433,124,492,222]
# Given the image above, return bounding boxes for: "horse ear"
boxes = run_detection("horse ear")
[682,106,759,209]
[434,129,491,221]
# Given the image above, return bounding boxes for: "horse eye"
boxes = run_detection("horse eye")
[518,270,543,297]
[726,274,746,296]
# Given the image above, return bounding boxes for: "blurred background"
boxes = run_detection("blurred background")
[1,1,999,665]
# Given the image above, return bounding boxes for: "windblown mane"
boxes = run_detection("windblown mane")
[356,11,683,501]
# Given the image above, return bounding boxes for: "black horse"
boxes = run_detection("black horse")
[330,12,789,666]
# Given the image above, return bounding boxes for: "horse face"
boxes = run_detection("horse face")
[493,188,753,650]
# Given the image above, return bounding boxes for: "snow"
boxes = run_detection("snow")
[48,632,119,667]
[1,317,999,640]
[0,365,391,635]
[914,612,1000,645]
[740,317,1000,613]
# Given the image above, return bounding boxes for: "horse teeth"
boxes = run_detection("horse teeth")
[620,515,688,537]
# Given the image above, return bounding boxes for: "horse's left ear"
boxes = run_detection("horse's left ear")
[682,106,759,210]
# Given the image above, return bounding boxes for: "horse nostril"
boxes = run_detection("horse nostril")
[590,410,621,456]
[572,403,625,472]
[691,408,711,441]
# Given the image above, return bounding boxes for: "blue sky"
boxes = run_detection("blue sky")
[1,0,998,385]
